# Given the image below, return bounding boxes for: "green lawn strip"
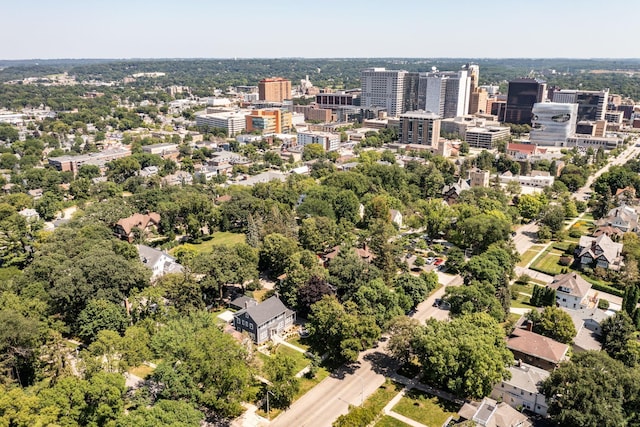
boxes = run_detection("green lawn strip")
[276,345,310,373]
[511,282,534,296]
[365,380,405,414]
[287,336,311,351]
[510,299,533,309]
[583,213,595,221]
[517,249,541,267]
[392,389,460,426]
[170,231,246,255]
[375,415,411,427]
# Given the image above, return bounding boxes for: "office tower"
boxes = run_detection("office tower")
[504,78,547,124]
[469,88,488,114]
[530,102,578,146]
[361,68,407,117]
[258,77,292,102]
[552,89,609,122]
[398,110,441,147]
[417,70,470,118]
[402,72,421,113]
[245,109,292,134]
[467,63,480,93]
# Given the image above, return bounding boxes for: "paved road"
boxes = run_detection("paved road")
[271,345,396,427]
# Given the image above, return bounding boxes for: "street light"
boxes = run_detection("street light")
[265,389,275,420]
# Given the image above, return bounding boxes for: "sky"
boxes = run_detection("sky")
[3,0,639,60]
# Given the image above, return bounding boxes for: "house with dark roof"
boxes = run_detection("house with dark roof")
[115,212,161,243]
[229,295,258,311]
[137,244,183,280]
[548,272,592,310]
[576,233,623,270]
[442,179,470,204]
[233,296,295,344]
[506,328,569,371]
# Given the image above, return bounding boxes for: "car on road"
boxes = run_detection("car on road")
[434,258,444,266]
[433,298,442,307]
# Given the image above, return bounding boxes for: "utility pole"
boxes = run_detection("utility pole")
[266,389,275,420]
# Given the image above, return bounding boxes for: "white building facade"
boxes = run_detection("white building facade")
[530,102,578,146]
[361,68,407,117]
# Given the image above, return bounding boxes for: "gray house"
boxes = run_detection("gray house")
[233,296,296,344]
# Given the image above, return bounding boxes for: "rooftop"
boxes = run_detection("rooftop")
[234,296,294,326]
[507,328,569,365]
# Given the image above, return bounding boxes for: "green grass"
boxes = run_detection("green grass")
[365,381,405,414]
[517,249,542,267]
[170,231,245,255]
[392,389,459,426]
[530,248,565,275]
[511,282,534,296]
[376,416,411,426]
[507,312,524,323]
[276,345,309,373]
[510,299,534,309]
[287,336,311,351]
[250,289,270,302]
[582,213,595,221]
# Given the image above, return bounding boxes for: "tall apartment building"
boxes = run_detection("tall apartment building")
[530,102,578,146]
[258,77,292,102]
[398,110,441,147]
[505,78,547,125]
[403,72,421,113]
[245,109,292,134]
[360,68,407,117]
[417,70,471,118]
[551,89,609,122]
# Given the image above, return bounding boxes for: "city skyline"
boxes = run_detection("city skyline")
[3,0,640,60]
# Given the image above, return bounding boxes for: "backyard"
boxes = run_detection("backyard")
[392,389,459,426]
[170,231,246,255]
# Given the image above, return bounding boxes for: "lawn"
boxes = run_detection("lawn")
[287,335,311,351]
[129,364,155,379]
[376,416,410,426]
[171,231,245,255]
[276,345,310,373]
[392,389,459,426]
[517,249,542,267]
[530,248,566,275]
[365,380,405,414]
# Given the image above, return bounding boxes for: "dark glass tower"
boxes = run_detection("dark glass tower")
[504,78,547,125]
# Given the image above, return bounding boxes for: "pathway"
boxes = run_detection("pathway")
[271,334,307,353]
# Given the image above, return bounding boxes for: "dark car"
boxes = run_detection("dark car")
[433,298,442,307]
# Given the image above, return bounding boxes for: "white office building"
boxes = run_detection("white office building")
[361,68,407,117]
[195,110,249,136]
[297,131,340,152]
[417,70,470,119]
[530,102,578,146]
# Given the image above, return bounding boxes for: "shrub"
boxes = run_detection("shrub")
[569,229,582,238]
[559,256,573,266]
[598,299,610,310]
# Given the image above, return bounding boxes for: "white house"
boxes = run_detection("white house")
[389,209,403,228]
[548,272,592,310]
[491,362,550,416]
[137,244,184,280]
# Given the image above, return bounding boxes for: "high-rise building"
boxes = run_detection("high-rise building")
[551,89,609,122]
[402,72,421,113]
[467,64,480,94]
[398,110,441,147]
[361,68,407,117]
[504,78,547,125]
[417,70,470,118]
[469,89,488,114]
[530,102,578,146]
[258,77,292,102]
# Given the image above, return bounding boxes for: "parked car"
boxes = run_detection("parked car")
[433,298,442,307]
[434,258,444,266]
[426,257,435,264]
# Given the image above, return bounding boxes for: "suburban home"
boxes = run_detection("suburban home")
[389,209,403,228]
[596,204,639,233]
[576,233,623,270]
[137,244,184,280]
[615,186,637,204]
[229,295,258,311]
[442,179,470,204]
[563,307,612,352]
[458,397,532,427]
[593,225,625,241]
[162,171,193,186]
[491,362,550,416]
[114,212,161,243]
[233,296,296,344]
[506,328,569,371]
[506,142,546,161]
[323,244,375,266]
[548,272,592,310]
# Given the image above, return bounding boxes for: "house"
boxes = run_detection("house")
[506,328,569,371]
[442,179,470,204]
[596,204,638,233]
[548,272,592,310]
[229,295,258,311]
[389,209,403,228]
[576,233,623,270]
[563,307,612,352]
[233,296,296,344]
[322,244,375,266]
[593,225,625,241]
[491,362,550,416]
[137,244,183,280]
[114,212,161,243]
[506,142,546,161]
[162,171,193,186]
[139,165,159,177]
[615,186,636,203]
[458,397,532,427]
[18,208,40,222]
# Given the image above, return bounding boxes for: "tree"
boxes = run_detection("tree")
[600,312,637,364]
[296,275,333,318]
[530,284,556,307]
[116,400,203,427]
[76,299,128,344]
[444,247,465,274]
[259,233,299,278]
[516,194,544,221]
[0,309,43,386]
[302,143,325,161]
[411,313,513,399]
[541,351,640,427]
[263,352,300,409]
[387,316,421,365]
[298,216,336,254]
[622,284,640,316]
[451,213,511,254]
[333,190,360,224]
[526,306,576,344]
[539,204,566,234]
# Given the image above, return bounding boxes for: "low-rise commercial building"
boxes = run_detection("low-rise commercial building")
[195,110,249,136]
[297,131,340,152]
[465,126,510,149]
